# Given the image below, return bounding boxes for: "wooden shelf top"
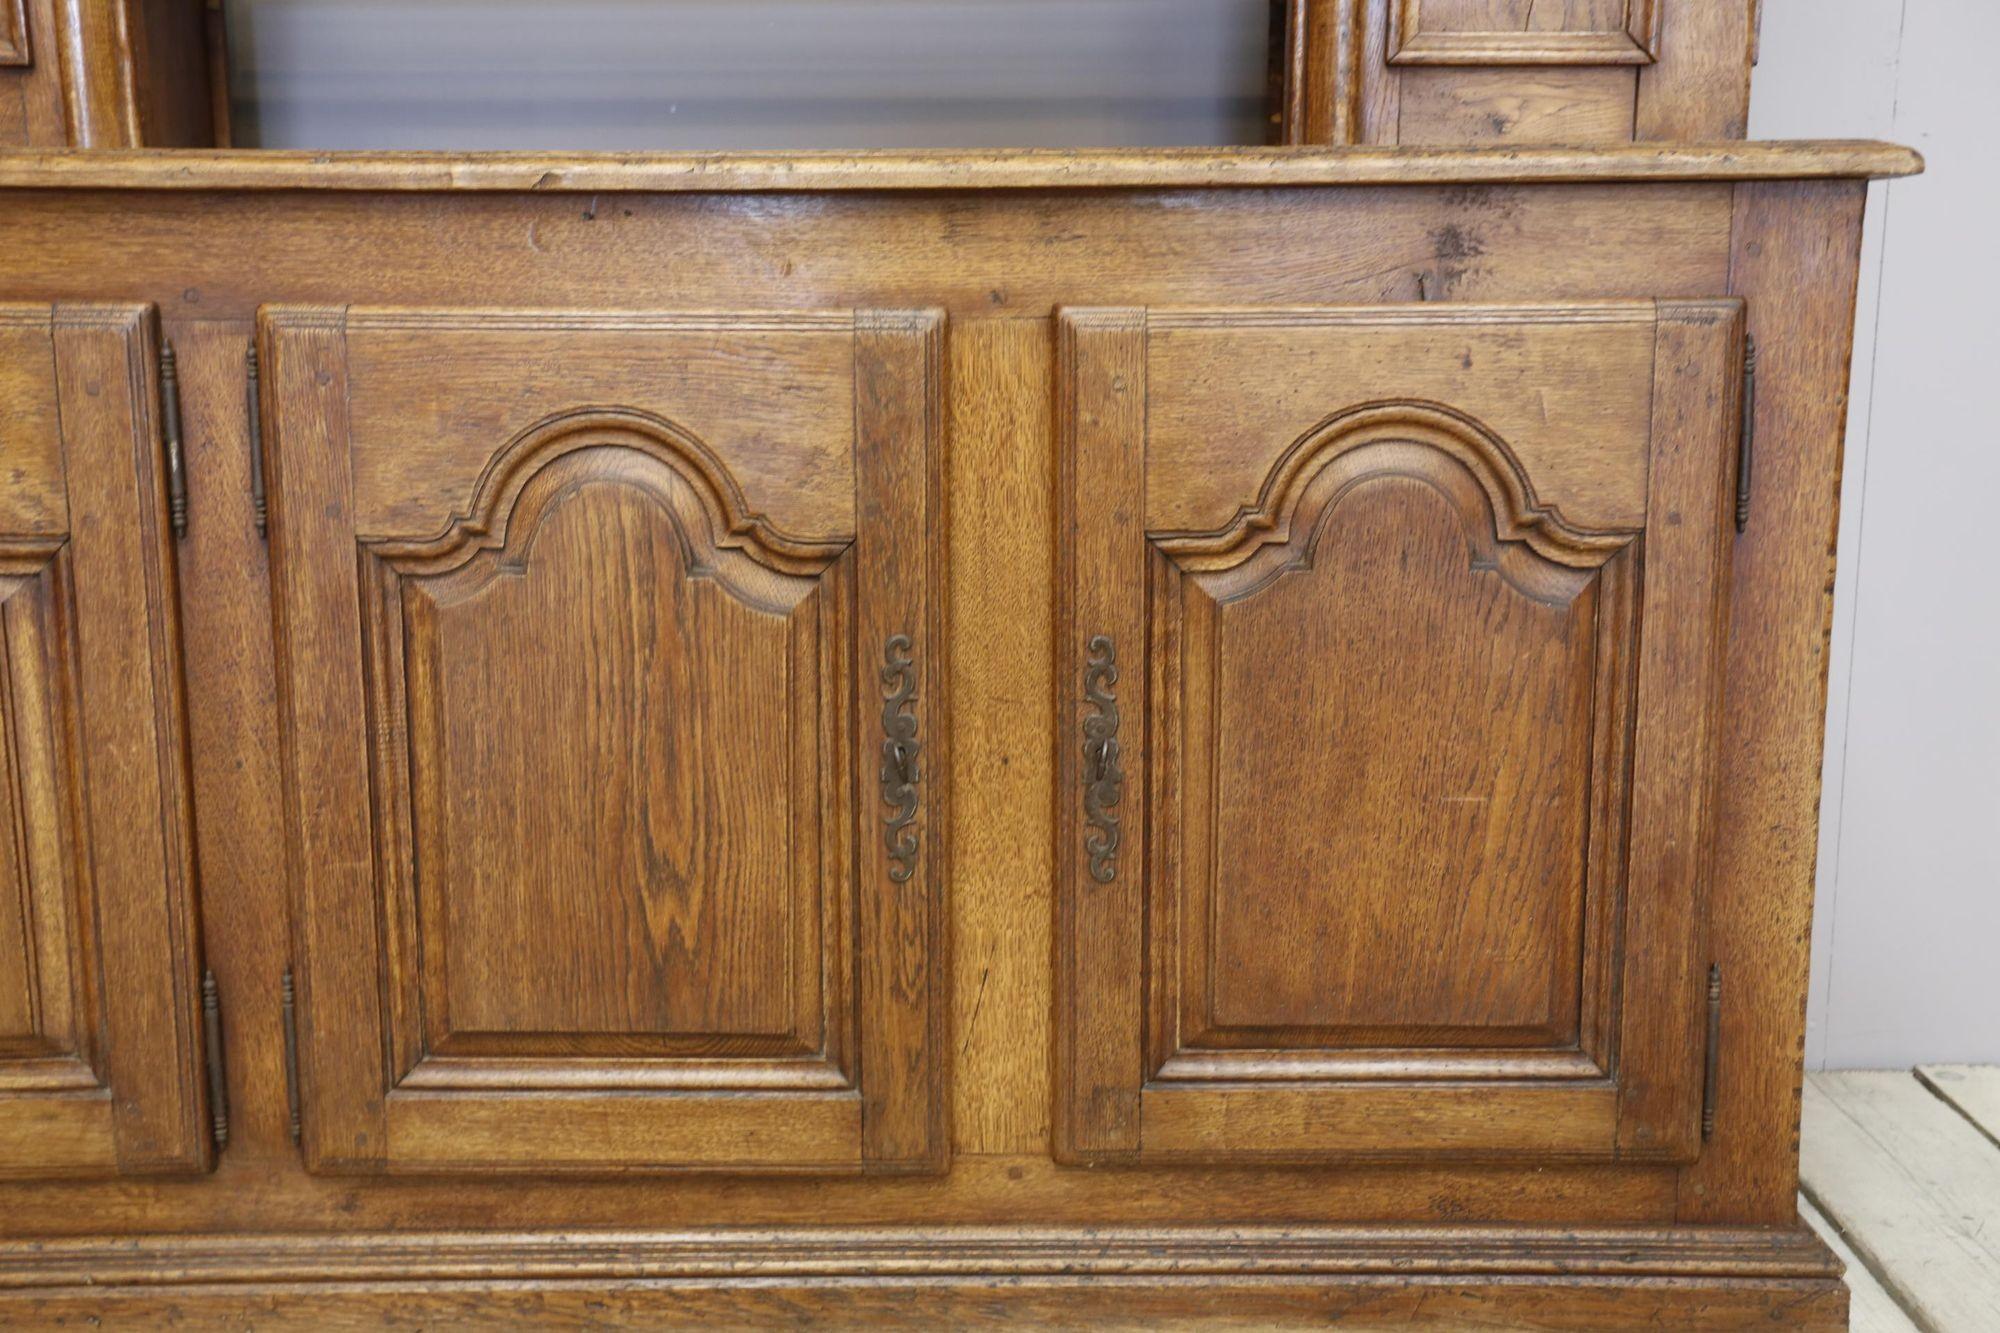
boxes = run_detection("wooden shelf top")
[0,142,1922,194]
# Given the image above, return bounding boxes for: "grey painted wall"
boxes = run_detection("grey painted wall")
[1751,0,2000,1069]
[224,0,1273,149]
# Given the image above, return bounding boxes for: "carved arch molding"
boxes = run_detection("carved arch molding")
[1154,399,1642,592]
[1148,398,1648,1072]
[356,407,857,1077]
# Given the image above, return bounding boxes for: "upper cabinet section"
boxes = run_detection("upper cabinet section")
[0,0,228,147]
[2,0,1756,152]
[215,0,1751,152]
[1283,0,1759,144]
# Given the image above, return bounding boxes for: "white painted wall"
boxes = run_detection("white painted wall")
[1752,0,2000,1069]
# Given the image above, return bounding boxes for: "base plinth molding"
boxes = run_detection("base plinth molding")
[0,1223,1848,1328]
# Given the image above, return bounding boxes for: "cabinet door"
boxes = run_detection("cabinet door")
[1057,301,1740,1164]
[263,308,946,1174]
[0,304,206,1176]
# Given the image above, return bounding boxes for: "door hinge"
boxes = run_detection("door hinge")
[246,342,268,539]
[280,966,302,1145]
[159,339,189,541]
[200,968,229,1150]
[1701,963,1723,1141]
[1735,335,1758,534]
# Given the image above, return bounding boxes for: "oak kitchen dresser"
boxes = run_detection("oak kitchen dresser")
[0,3,1925,1327]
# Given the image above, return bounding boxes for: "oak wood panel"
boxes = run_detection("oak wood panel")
[1144,1085,1620,1157]
[342,312,855,545]
[1281,1,1768,147]
[381,449,836,1054]
[164,320,291,1165]
[851,309,950,1172]
[47,303,204,1167]
[1181,447,1612,1043]
[0,0,222,147]
[1612,301,1741,1159]
[0,0,24,67]
[1054,309,1147,1160]
[1636,0,1758,141]
[261,307,380,1171]
[1396,66,1637,145]
[0,77,24,145]
[0,0,62,147]
[266,305,946,1176]
[0,1276,1851,1330]
[0,185,1745,325]
[1676,179,1872,1225]
[1143,304,1657,536]
[1059,300,1739,1166]
[383,1094,863,1171]
[0,143,1924,192]
[0,1151,1680,1232]
[47,0,140,146]
[0,303,206,1177]
[0,1226,1847,1328]
[946,320,1052,1156]
[1391,0,1656,65]
[0,1221,1845,1283]
[0,309,61,534]
[0,541,82,1057]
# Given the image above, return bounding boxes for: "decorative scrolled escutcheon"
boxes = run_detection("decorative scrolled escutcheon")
[880,633,921,884]
[1082,634,1123,884]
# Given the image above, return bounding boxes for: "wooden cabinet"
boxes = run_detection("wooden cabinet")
[0,303,207,1176]
[0,0,224,147]
[1056,301,1739,1164]
[262,307,947,1174]
[1281,0,1760,144]
[0,143,1921,1326]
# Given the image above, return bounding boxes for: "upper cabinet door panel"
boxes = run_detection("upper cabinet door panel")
[1057,300,1741,1165]
[0,0,26,68]
[263,307,946,1175]
[0,304,207,1177]
[1390,0,1660,65]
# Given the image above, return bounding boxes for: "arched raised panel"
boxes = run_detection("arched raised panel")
[266,305,946,1175]
[0,546,82,1061]
[363,437,846,1069]
[1059,302,1741,1165]
[1159,434,1635,1055]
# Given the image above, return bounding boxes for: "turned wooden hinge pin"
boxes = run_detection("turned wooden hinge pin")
[201,969,229,1150]
[1701,964,1723,1141]
[159,339,188,540]
[1735,335,1758,534]
[281,966,302,1144]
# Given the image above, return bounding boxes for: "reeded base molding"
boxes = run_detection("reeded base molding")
[0,1223,1847,1328]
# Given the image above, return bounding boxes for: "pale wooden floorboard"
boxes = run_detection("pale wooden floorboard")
[1803,1070,2000,1332]
[1914,1064,2000,1147]
[1800,1194,1920,1333]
